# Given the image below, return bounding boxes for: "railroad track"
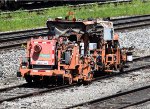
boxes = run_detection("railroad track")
[0,83,27,93]
[0,55,150,104]
[0,27,48,41]
[0,0,131,14]
[66,85,150,109]
[0,43,25,50]
[0,81,76,104]
[0,14,150,45]
[113,15,150,30]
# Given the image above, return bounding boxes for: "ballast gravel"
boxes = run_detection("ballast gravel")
[0,47,26,89]
[0,77,26,89]
[0,48,26,78]
[118,27,150,56]
[0,68,150,109]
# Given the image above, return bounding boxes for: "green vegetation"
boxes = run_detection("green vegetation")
[0,0,150,32]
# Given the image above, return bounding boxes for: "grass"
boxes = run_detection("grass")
[0,0,150,32]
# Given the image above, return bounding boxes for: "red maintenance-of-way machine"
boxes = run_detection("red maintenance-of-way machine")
[18,15,132,85]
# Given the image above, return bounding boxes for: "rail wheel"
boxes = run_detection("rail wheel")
[51,76,57,86]
[65,74,73,85]
[88,72,94,82]
[33,76,40,83]
[57,75,64,85]
[89,72,94,81]
[24,75,32,84]
[84,72,94,85]
[119,62,124,72]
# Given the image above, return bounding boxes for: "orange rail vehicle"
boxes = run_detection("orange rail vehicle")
[18,17,132,84]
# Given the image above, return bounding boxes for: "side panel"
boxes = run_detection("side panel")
[30,39,56,65]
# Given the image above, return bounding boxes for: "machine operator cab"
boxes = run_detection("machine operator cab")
[47,17,96,56]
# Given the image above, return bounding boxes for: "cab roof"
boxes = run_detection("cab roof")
[46,19,95,32]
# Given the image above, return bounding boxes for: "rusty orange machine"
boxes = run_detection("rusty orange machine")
[94,20,130,73]
[18,17,132,84]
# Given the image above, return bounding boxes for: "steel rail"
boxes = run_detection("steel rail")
[65,84,150,109]
[68,0,131,8]
[0,83,76,104]
[0,43,25,50]
[118,98,150,109]
[110,14,150,21]
[0,27,48,36]
[0,83,27,93]
[132,55,150,62]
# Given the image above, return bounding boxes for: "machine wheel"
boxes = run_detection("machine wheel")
[83,72,94,85]
[65,74,72,85]
[119,62,124,72]
[57,75,64,85]
[24,75,32,84]
[50,76,57,86]
[86,72,93,84]
[32,76,40,83]
[88,72,93,82]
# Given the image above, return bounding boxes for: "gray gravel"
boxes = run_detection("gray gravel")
[118,27,150,56]
[0,48,25,78]
[0,77,25,89]
[0,47,26,89]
